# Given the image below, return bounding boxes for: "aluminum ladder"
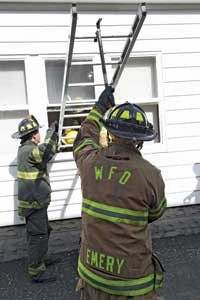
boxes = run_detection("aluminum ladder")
[58,3,147,151]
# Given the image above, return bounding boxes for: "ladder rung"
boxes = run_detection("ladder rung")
[71,61,119,66]
[75,34,131,40]
[64,113,88,118]
[68,82,104,87]
[65,106,93,111]
[59,144,73,148]
[62,125,80,130]
[64,107,92,111]
[65,101,95,106]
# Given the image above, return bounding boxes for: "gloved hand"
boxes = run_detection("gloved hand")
[50,120,58,133]
[95,85,115,113]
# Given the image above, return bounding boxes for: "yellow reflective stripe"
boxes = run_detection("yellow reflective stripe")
[82,198,148,225]
[87,115,102,129]
[28,262,46,276]
[32,147,42,163]
[149,197,167,218]
[74,138,100,154]
[78,259,163,296]
[83,198,148,217]
[44,138,55,145]
[18,171,47,180]
[18,200,42,209]
[89,108,103,118]
[86,108,103,129]
[18,199,49,209]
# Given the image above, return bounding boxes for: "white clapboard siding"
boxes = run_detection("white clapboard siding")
[167,137,200,152]
[0,188,82,212]
[161,163,200,180]
[0,203,82,227]
[166,108,200,124]
[165,177,200,194]
[2,5,200,226]
[163,52,200,68]
[144,150,200,167]
[2,38,200,56]
[165,95,200,111]
[167,123,200,138]
[164,67,200,82]
[167,191,200,207]
[3,24,200,43]
[164,81,200,97]
[0,11,200,27]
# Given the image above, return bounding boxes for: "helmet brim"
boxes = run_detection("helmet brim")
[11,131,21,139]
[101,119,157,142]
[11,127,40,139]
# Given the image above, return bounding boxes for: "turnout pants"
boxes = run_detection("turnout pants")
[25,207,52,278]
[76,279,163,300]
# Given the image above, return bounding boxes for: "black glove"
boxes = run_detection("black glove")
[50,120,58,133]
[95,85,115,113]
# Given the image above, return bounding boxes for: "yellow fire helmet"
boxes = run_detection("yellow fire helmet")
[61,129,78,145]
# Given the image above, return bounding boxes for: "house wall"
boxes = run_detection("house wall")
[1,3,200,226]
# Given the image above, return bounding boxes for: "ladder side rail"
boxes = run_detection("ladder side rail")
[58,4,78,148]
[95,18,108,87]
[111,3,147,89]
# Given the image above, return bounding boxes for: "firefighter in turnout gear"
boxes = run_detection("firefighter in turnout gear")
[12,115,58,283]
[73,86,167,300]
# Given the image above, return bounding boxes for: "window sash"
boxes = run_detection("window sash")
[0,60,27,106]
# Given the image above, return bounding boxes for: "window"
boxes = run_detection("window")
[45,58,95,150]
[0,61,28,154]
[45,59,95,104]
[0,61,27,106]
[111,55,163,145]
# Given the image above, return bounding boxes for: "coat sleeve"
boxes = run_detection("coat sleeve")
[148,172,167,223]
[30,128,58,166]
[73,107,104,168]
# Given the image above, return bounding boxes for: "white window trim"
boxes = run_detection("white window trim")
[24,55,49,141]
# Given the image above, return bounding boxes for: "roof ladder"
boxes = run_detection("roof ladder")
[58,3,146,151]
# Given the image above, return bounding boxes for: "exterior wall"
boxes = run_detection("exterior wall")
[1,3,200,226]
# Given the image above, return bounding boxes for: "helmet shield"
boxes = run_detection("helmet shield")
[101,103,157,141]
[11,115,41,139]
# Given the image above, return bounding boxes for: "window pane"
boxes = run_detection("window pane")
[0,61,27,106]
[45,60,95,104]
[112,57,157,101]
[45,60,64,104]
[0,110,29,154]
[140,104,160,143]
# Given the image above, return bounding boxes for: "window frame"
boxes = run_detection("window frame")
[44,54,101,108]
[107,51,167,153]
[0,57,28,112]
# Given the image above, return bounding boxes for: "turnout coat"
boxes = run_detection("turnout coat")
[73,106,167,299]
[17,128,58,218]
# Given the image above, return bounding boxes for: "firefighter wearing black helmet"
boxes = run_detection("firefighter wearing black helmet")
[12,115,59,283]
[73,86,167,300]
